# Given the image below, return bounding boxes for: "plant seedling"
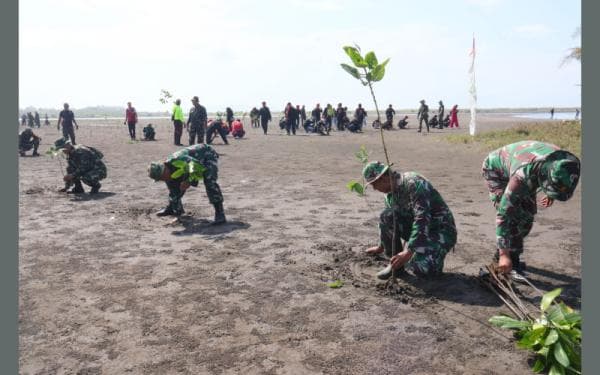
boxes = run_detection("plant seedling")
[170,159,206,182]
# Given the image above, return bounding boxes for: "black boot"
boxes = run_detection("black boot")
[156,206,175,217]
[68,180,85,194]
[212,202,226,225]
[90,182,101,194]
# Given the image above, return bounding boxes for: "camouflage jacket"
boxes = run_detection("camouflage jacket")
[484,140,580,249]
[382,171,456,253]
[165,144,218,186]
[66,145,105,178]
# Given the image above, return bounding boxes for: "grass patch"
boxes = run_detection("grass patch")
[445,121,581,157]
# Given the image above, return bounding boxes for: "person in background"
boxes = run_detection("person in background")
[417,100,429,133]
[258,101,272,135]
[250,107,260,128]
[34,111,41,128]
[57,103,79,144]
[226,107,234,128]
[19,128,41,157]
[575,109,580,120]
[142,124,156,141]
[300,105,307,129]
[550,108,555,119]
[437,101,445,129]
[386,104,396,124]
[171,99,185,146]
[397,115,409,129]
[231,118,245,139]
[186,96,207,145]
[124,101,138,140]
[449,105,459,128]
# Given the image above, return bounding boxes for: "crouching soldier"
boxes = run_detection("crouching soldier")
[482,140,580,275]
[363,161,457,278]
[55,138,106,194]
[147,143,226,224]
[19,128,41,156]
[143,124,156,141]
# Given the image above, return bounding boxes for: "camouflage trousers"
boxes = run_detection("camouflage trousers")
[68,162,106,188]
[379,208,455,277]
[167,162,223,211]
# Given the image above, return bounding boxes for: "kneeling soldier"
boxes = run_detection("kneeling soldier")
[55,138,106,194]
[19,128,41,156]
[363,161,457,278]
[148,144,226,224]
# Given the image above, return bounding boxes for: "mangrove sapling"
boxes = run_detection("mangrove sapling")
[489,288,581,374]
[341,45,402,291]
[46,146,66,178]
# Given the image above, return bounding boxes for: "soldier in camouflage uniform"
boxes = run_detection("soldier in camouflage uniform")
[417,99,429,133]
[54,138,106,194]
[482,141,580,274]
[19,128,41,157]
[363,161,457,278]
[148,143,226,224]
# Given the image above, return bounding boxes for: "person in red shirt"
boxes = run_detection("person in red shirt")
[231,118,245,138]
[449,105,459,128]
[124,102,138,140]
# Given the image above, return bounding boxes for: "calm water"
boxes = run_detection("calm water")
[510,112,581,120]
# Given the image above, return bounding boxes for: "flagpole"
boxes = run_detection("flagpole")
[469,34,477,136]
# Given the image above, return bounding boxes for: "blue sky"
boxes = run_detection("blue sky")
[19,0,581,112]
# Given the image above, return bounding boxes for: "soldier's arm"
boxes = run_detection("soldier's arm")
[57,115,62,130]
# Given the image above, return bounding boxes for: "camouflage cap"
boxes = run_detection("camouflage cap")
[362,161,390,185]
[54,137,71,149]
[541,159,580,201]
[148,162,165,181]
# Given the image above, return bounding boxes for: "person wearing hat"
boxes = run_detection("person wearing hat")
[417,100,429,133]
[171,99,185,146]
[142,124,156,141]
[19,128,41,157]
[186,96,207,145]
[397,115,409,129]
[482,141,581,275]
[54,138,106,194]
[147,143,226,223]
[363,161,457,278]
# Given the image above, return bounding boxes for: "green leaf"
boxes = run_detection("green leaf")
[532,358,546,373]
[545,329,559,345]
[541,288,562,312]
[549,363,565,375]
[489,315,532,329]
[347,181,365,196]
[365,51,378,69]
[365,72,373,82]
[171,169,185,179]
[553,342,570,368]
[171,160,187,168]
[518,327,547,349]
[327,280,344,288]
[371,64,386,82]
[343,46,368,68]
[379,58,390,69]
[537,346,550,358]
[340,63,361,80]
[355,145,369,164]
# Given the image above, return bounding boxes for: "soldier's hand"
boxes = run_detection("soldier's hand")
[540,195,554,208]
[63,174,74,182]
[365,245,384,255]
[180,181,191,192]
[390,250,412,270]
[497,250,513,274]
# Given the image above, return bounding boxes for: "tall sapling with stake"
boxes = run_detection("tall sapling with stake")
[340,45,401,289]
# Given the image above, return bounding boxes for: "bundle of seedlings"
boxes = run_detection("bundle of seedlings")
[480,264,581,374]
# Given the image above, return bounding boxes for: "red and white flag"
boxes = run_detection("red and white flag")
[468,35,477,136]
